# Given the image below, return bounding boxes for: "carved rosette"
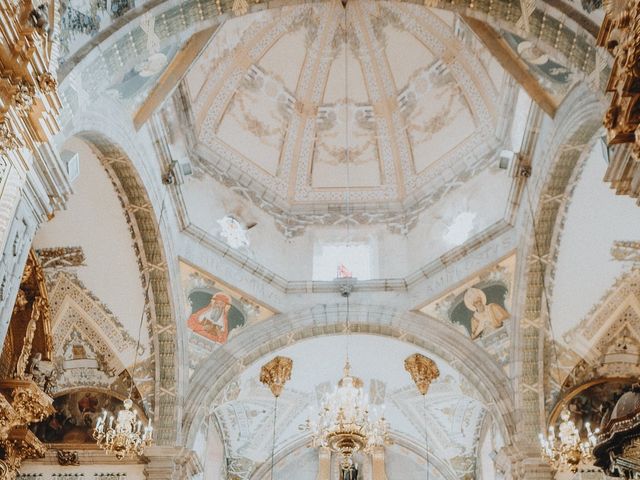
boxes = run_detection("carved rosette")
[404,353,440,396]
[259,356,293,397]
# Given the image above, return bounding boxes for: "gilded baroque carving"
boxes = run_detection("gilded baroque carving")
[404,353,440,395]
[14,297,44,379]
[598,0,640,203]
[56,449,80,466]
[259,356,293,397]
[0,122,21,156]
[1,380,55,424]
[0,395,17,440]
[12,83,35,114]
[0,427,46,479]
[37,73,57,94]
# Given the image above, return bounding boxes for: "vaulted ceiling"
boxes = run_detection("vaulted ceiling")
[185,2,507,212]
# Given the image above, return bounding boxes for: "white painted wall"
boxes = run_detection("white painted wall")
[551,143,640,338]
[32,137,148,363]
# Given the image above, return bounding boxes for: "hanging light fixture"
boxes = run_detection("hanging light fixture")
[93,397,153,460]
[93,202,170,459]
[301,288,390,471]
[93,288,153,459]
[301,2,390,471]
[539,407,600,473]
[405,353,439,480]
[260,355,293,479]
[522,179,601,473]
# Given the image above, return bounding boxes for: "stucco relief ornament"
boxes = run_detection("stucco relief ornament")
[404,353,440,396]
[217,215,250,249]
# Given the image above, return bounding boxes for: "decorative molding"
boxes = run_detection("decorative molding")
[36,247,85,269]
[516,86,602,446]
[49,272,137,358]
[74,132,177,445]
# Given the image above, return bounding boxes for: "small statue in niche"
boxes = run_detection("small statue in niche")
[14,297,42,378]
[29,352,45,385]
[13,289,27,312]
[42,369,57,395]
[28,352,56,392]
[29,4,49,34]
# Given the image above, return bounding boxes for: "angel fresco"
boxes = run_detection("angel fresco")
[187,290,246,344]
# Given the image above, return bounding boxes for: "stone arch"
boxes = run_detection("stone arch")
[54,111,183,445]
[182,303,518,455]
[514,83,604,445]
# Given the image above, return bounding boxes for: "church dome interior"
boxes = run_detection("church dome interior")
[0,0,640,479]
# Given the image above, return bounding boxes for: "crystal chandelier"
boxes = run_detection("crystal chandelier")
[539,407,600,472]
[301,360,390,470]
[93,398,153,460]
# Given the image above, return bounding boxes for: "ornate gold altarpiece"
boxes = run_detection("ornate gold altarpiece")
[0,250,55,479]
[0,0,61,160]
[598,0,640,204]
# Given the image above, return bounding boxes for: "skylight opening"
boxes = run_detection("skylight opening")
[313,241,374,281]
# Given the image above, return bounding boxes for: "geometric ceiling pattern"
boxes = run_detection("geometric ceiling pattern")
[186,0,509,212]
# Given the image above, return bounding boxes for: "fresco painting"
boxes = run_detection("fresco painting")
[180,262,276,346]
[31,390,144,445]
[419,255,515,341]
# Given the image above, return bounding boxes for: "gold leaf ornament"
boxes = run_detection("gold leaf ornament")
[404,353,439,396]
[259,356,293,397]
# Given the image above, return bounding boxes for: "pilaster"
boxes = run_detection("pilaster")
[370,446,388,480]
[143,446,181,480]
[316,447,330,480]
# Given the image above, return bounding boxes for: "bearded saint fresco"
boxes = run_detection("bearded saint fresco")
[187,290,246,343]
[464,287,509,339]
[449,283,510,339]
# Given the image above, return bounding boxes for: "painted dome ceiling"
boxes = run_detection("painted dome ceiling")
[184,0,511,213]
